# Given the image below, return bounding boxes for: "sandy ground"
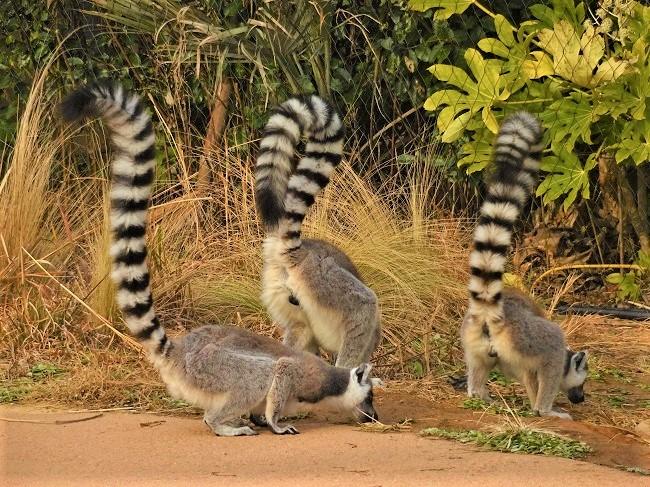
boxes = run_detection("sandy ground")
[1,405,648,487]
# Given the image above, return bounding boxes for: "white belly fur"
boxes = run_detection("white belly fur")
[151,355,229,412]
[261,237,343,354]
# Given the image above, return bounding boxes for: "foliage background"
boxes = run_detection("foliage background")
[0,0,648,420]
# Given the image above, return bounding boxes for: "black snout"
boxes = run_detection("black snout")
[358,391,378,423]
[358,408,378,423]
[567,386,584,404]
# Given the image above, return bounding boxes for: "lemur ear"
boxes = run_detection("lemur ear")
[573,351,588,371]
[355,363,372,384]
[370,378,385,388]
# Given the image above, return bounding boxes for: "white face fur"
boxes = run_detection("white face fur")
[341,364,383,422]
[561,351,589,404]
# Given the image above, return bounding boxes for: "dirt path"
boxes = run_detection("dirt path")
[2,405,648,487]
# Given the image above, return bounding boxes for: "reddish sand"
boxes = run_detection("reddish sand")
[1,402,648,487]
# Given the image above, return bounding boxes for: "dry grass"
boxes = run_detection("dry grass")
[1,56,648,441]
[0,60,469,410]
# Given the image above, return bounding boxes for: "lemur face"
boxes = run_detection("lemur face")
[349,364,383,423]
[562,350,589,404]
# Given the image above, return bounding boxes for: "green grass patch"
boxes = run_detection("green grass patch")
[420,426,592,459]
[0,362,67,404]
[28,362,65,379]
[0,380,33,403]
[488,370,511,386]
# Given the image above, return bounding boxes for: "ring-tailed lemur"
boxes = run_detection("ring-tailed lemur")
[461,112,589,420]
[255,96,381,368]
[60,83,381,436]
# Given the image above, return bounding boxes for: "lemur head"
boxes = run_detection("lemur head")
[561,350,589,404]
[344,363,382,423]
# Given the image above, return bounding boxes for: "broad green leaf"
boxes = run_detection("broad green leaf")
[442,110,472,143]
[458,139,494,173]
[595,82,641,119]
[426,49,509,142]
[438,105,459,131]
[521,51,555,79]
[478,38,510,59]
[458,128,496,173]
[423,90,463,111]
[614,119,650,165]
[606,272,641,301]
[428,64,473,91]
[408,0,475,19]
[537,21,631,88]
[494,14,515,47]
[636,251,650,271]
[540,92,594,153]
[537,148,596,210]
[605,273,624,285]
[481,106,499,134]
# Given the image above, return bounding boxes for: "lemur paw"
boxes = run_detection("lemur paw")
[272,424,299,435]
[536,409,573,420]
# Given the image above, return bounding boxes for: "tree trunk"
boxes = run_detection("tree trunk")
[616,165,650,256]
[197,78,231,194]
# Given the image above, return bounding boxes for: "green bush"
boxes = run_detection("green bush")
[413,0,650,259]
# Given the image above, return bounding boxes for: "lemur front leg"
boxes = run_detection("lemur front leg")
[534,373,571,420]
[265,357,301,435]
[335,304,380,368]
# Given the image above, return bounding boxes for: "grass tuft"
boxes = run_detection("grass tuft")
[357,418,413,433]
[420,426,592,459]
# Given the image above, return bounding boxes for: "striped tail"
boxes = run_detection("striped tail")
[468,112,543,319]
[60,83,170,357]
[255,95,344,252]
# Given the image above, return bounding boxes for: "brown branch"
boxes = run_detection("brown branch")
[617,166,650,255]
[197,78,231,194]
[637,165,650,254]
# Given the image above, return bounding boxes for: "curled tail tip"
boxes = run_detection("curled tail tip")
[255,190,284,229]
[60,85,97,122]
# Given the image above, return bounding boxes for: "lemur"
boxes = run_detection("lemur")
[461,112,589,420]
[60,83,381,436]
[255,96,381,368]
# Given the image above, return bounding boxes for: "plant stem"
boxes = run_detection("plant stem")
[473,0,498,20]
[503,98,554,105]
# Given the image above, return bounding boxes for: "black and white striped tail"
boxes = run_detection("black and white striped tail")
[468,112,543,317]
[60,83,170,356]
[255,96,344,251]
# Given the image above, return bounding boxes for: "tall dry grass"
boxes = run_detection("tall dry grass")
[2,61,649,436]
[0,59,471,398]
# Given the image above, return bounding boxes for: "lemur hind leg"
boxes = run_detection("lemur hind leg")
[283,322,319,356]
[523,370,539,410]
[466,352,495,402]
[265,357,300,435]
[203,401,258,436]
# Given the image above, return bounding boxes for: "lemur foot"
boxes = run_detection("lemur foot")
[536,409,573,420]
[205,421,259,436]
[271,424,299,435]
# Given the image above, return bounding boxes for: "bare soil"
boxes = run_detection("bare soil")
[2,391,649,486]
